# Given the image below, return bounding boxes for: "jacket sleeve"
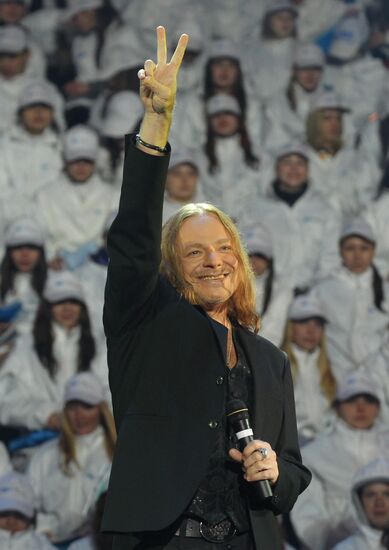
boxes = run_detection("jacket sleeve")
[103,134,171,337]
[268,355,312,514]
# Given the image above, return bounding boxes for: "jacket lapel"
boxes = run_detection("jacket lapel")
[194,306,228,365]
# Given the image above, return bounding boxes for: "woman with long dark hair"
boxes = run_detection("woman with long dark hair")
[312,219,389,385]
[196,93,270,224]
[0,271,104,432]
[27,372,116,547]
[1,219,47,335]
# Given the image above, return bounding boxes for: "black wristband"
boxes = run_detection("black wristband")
[135,134,168,154]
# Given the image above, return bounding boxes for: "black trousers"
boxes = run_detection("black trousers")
[112,530,254,550]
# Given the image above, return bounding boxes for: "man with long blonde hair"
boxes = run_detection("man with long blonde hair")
[102,26,310,550]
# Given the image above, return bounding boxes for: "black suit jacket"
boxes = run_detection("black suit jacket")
[102,135,311,549]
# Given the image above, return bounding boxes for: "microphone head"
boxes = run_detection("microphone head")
[226,399,249,421]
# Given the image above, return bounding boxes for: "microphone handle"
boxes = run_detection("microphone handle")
[236,436,273,500]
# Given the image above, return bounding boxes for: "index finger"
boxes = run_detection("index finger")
[170,33,189,68]
[157,26,167,65]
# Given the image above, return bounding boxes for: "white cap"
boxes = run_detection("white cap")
[310,91,349,113]
[340,218,375,244]
[243,225,273,259]
[265,0,298,17]
[43,271,84,304]
[169,149,198,171]
[64,372,104,405]
[288,294,326,322]
[101,91,144,138]
[329,14,369,61]
[294,42,325,69]
[63,0,103,22]
[208,39,241,62]
[0,25,28,54]
[206,94,241,117]
[5,219,44,248]
[276,143,309,162]
[0,472,35,519]
[63,125,98,163]
[335,370,380,403]
[18,80,56,110]
[353,458,389,491]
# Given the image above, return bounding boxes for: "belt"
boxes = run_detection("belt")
[175,517,237,544]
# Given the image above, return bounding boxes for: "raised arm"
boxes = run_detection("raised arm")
[103,27,188,337]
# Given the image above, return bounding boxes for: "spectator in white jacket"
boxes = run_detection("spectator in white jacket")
[162,149,203,225]
[34,125,118,262]
[306,92,380,216]
[264,42,326,152]
[248,143,341,290]
[0,271,101,431]
[242,223,293,346]
[0,80,63,222]
[333,458,389,550]
[291,370,389,550]
[281,294,337,445]
[0,24,47,134]
[171,39,263,150]
[27,372,116,546]
[312,218,389,384]
[197,94,270,223]
[0,471,56,549]
[244,0,299,101]
[0,219,47,335]
[68,490,113,550]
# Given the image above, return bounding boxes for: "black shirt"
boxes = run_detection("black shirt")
[186,330,252,531]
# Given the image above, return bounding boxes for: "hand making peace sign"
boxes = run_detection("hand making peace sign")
[138,26,189,116]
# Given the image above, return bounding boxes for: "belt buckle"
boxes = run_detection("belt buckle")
[199,519,237,544]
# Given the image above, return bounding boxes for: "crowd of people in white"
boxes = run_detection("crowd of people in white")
[0,0,388,548]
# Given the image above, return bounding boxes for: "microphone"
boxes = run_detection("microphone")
[227,399,273,501]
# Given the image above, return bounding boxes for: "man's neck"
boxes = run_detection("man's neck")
[206,305,230,328]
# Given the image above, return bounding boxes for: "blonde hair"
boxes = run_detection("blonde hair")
[306,109,343,154]
[161,203,260,332]
[281,320,336,402]
[59,401,116,475]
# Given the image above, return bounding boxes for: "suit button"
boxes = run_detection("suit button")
[216,376,224,385]
[208,420,219,429]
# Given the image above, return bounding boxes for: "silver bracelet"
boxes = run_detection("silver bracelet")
[135,134,168,154]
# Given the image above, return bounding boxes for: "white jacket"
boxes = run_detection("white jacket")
[0,528,56,550]
[0,125,62,221]
[33,173,118,259]
[2,273,41,336]
[244,38,296,102]
[290,344,335,443]
[254,272,293,347]
[264,84,323,152]
[0,325,105,429]
[196,135,271,224]
[291,418,389,550]
[296,0,348,41]
[248,186,341,289]
[27,426,111,543]
[307,145,380,217]
[312,266,389,383]
[71,33,100,83]
[363,193,389,279]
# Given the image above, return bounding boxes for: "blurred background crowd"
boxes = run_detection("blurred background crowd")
[0,0,389,548]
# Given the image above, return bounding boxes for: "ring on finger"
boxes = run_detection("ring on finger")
[258,447,268,460]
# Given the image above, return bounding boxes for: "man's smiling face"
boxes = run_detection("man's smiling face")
[177,213,239,310]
